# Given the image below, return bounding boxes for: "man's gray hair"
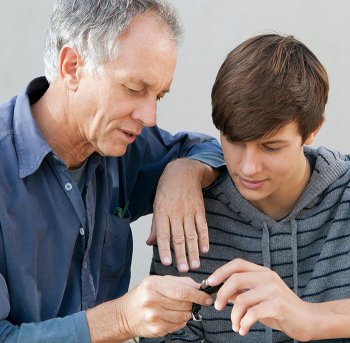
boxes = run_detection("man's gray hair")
[44,0,183,82]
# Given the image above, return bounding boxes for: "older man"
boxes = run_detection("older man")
[0,0,223,342]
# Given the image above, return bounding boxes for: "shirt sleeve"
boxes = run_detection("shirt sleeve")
[126,126,224,221]
[0,276,91,343]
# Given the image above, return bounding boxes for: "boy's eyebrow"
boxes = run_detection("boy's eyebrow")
[260,139,288,144]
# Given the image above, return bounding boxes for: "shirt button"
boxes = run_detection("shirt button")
[83,261,87,269]
[79,227,85,236]
[65,182,73,191]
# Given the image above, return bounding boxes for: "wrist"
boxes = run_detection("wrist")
[86,298,133,343]
[304,300,350,341]
[169,158,219,188]
[113,295,136,340]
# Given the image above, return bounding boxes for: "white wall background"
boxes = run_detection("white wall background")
[1,1,349,287]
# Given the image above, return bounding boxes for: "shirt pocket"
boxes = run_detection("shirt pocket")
[100,213,132,280]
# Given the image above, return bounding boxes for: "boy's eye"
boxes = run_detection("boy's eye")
[262,145,280,152]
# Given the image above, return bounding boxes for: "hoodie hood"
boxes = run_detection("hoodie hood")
[210,146,350,228]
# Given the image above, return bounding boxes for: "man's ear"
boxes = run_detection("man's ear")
[304,120,324,145]
[58,46,83,91]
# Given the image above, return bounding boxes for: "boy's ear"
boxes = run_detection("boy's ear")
[304,121,323,145]
[58,45,83,91]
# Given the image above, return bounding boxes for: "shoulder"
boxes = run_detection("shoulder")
[0,97,16,143]
[0,97,20,183]
[203,168,230,197]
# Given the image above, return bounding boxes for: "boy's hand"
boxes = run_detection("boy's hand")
[207,258,315,342]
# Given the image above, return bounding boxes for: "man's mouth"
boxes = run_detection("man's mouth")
[123,131,134,137]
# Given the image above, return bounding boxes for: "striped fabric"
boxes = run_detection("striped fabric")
[140,146,350,343]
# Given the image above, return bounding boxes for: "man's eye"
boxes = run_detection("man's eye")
[129,88,143,95]
[125,85,144,96]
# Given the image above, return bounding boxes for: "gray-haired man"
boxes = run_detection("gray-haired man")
[0,0,223,341]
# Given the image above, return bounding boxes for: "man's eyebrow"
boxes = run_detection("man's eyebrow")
[137,79,171,94]
[160,88,170,94]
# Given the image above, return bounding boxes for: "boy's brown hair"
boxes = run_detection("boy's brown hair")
[211,34,329,143]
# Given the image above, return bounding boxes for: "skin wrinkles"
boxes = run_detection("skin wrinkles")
[32,12,177,169]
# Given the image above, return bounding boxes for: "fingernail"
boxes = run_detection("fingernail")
[207,276,215,284]
[205,297,214,306]
[163,257,171,265]
[232,325,237,332]
[239,328,244,336]
[201,246,209,253]
[191,260,199,269]
[214,300,221,310]
[179,263,188,272]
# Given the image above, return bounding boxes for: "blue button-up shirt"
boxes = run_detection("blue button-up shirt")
[0,77,224,342]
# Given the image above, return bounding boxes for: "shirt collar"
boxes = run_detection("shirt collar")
[14,77,53,179]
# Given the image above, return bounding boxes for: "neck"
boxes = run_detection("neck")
[251,156,311,220]
[31,84,93,169]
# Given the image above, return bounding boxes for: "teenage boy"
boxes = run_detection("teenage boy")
[141,34,350,342]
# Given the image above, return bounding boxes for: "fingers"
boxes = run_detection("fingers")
[163,275,200,289]
[230,287,268,333]
[151,276,214,307]
[153,210,206,272]
[133,303,191,337]
[169,211,208,272]
[152,158,211,272]
[153,212,172,266]
[237,300,276,336]
[195,207,209,255]
[183,214,200,270]
[208,258,266,286]
[170,215,189,272]
[215,271,264,310]
[146,221,157,246]
[121,275,213,339]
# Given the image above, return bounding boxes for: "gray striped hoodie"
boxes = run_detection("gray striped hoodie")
[141,146,350,343]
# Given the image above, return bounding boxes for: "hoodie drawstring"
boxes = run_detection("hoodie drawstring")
[291,219,299,297]
[291,219,299,343]
[262,222,273,343]
[262,221,299,343]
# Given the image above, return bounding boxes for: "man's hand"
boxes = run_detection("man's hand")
[207,259,315,341]
[147,158,220,272]
[86,275,214,342]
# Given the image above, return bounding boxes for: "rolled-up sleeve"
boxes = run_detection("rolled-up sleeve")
[0,305,91,343]
[0,269,90,343]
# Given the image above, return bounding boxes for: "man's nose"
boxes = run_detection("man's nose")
[132,99,157,128]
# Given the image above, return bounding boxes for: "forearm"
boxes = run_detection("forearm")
[86,299,132,343]
[308,299,350,340]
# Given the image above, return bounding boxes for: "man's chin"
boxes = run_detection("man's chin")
[98,145,129,158]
